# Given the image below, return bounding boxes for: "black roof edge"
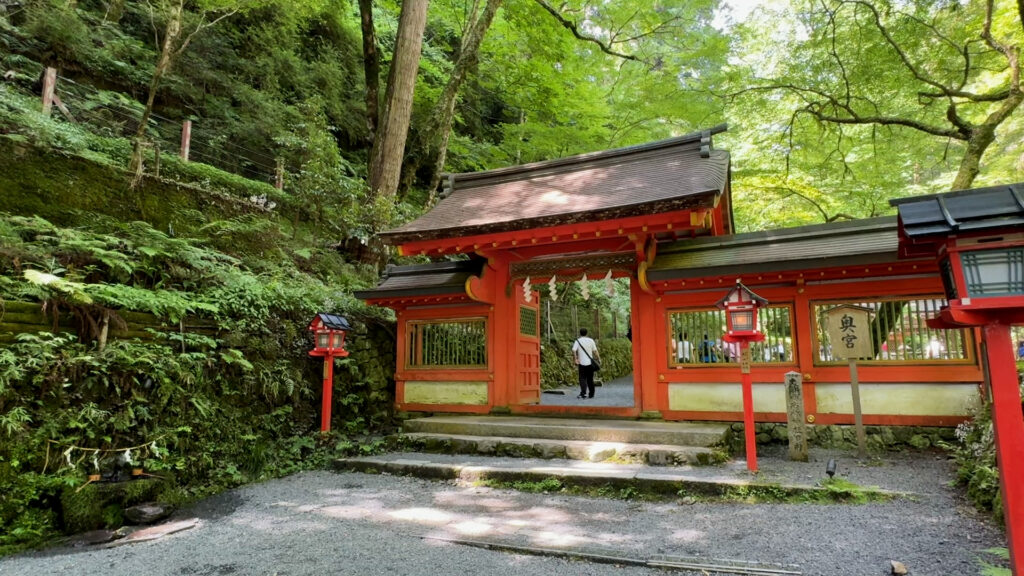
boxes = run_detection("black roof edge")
[353,285,468,300]
[384,258,484,277]
[656,216,897,256]
[889,182,1024,206]
[440,124,728,187]
[647,252,910,282]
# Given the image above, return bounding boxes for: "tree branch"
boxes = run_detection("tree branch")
[176,9,236,57]
[533,0,641,62]
[839,1,955,98]
[803,105,964,138]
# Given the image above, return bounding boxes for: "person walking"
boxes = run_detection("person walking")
[571,328,601,399]
[674,332,693,363]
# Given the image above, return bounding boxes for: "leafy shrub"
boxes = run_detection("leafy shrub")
[942,384,1024,523]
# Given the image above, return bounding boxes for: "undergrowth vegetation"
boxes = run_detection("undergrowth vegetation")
[0,211,395,555]
[941,388,1024,525]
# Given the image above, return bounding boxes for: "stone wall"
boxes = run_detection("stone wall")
[725,422,957,453]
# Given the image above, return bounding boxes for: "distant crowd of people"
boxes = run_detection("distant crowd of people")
[670,332,787,364]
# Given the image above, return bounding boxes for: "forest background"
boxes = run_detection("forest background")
[0,0,1022,555]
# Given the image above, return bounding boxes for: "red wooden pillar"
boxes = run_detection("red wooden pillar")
[490,253,512,408]
[180,120,192,161]
[320,354,335,432]
[320,354,334,432]
[983,323,1024,576]
[793,290,818,422]
[632,279,661,414]
[41,67,57,115]
[740,340,757,471]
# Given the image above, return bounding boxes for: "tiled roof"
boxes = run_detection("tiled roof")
[380,125,730,244]
[648,217,901,280]
[353,259,483,300]
[890,182,1024,238]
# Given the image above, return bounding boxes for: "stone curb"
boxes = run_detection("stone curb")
[333,457,908,501]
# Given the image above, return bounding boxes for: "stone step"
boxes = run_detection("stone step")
[400,432,725,466]
[333,453,905,502]
[401,416,729,447]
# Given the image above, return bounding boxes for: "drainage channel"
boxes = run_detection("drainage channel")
[421,535,802,575]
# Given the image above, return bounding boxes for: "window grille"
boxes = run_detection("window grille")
[519,307,538,336]
[812,297,972,364]
[667,306,794,366]
[406,318,487,368]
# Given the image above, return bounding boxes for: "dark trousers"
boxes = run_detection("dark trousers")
[578,364,596,398]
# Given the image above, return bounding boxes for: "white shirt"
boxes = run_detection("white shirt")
[677,339,692,361]
[572,336,598,366]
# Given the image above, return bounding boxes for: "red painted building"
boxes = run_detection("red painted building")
[356,126,985,426]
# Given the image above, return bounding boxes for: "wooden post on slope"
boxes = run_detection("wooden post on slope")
[41,67,57,116]
[275,158,284,190]
[180,120,192,161]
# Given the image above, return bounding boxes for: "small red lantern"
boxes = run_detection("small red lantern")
[716,280,766,472]
[717,280,767,342]
[308,313,352,432]
[309,313,351,357]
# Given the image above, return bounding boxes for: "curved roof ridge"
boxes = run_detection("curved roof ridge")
[443,123,728,192]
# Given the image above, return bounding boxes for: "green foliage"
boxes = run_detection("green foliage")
[978,548,1011,576]
[476,476,564,493]
[939,391,1023,523]
[0,212,395,554]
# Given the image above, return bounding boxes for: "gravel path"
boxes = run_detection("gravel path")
[0,449,1007,576]
[540,373,635,407]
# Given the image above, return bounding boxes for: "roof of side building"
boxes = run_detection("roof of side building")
[648,217,902,280]
[352,259,483,300]
[380,125,731,245]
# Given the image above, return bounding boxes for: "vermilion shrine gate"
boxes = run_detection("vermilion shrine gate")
[356,125,989,427]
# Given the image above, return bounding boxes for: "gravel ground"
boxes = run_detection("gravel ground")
[0,448,1007,576]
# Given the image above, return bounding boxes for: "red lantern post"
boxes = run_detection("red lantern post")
[308,313,351,433]
[717,280,767,472]
[892,185,1024,575]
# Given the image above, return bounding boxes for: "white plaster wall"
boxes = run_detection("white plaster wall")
[668,383,787,412]
[814,383,980,416]
[403,381,489,405]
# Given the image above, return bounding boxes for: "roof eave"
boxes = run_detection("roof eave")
[381,190,721,246]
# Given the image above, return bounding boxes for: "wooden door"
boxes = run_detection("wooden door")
[516,289,541,404]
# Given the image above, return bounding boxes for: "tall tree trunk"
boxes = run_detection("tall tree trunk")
[130,0,183,187]
[400,0,503,201]
[358,0,380,144]
[368,0,429,200]
[950,90,1023,190]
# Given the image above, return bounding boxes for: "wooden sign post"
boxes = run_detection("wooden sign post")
[825,305,874,458]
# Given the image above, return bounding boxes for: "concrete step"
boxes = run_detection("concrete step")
[400,432,725,466]
[333,453,906,502]
[401,416,729,447]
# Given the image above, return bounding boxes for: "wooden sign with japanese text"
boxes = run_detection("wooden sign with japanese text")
[825,305,874,360]
[739,345,751,374]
